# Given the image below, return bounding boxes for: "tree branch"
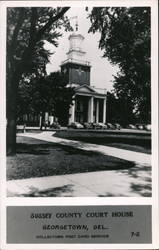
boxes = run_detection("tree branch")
[29,7,38,46]
[12,7,70,85]
[36,7,70,41]
[9,8,25,58]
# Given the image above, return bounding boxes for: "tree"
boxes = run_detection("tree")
[107,91,136,126]
[47,72,75,126]
[17,71,75,129]
[7,7,72,154]
[88,7,151,124]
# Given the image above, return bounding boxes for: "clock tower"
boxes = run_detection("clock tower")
[61,32,91,86]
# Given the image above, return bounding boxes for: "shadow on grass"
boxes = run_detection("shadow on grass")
[54,131,151,154]
[16,142,97,156]
[16,141,136,162]
[8,136,136,181]
[8,136,152,197]
[16,143,57,155]
[22,184,74,197]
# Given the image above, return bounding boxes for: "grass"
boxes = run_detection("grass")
[7,136,135,180]
[55,131,151,154]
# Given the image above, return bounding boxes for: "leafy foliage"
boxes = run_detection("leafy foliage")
[7,7,72,154]
[106,91,136,126]
[89,7,151,123]
[7,7,72,78]
[17,72,75,126]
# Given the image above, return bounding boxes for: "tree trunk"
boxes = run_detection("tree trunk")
[7,115,17,155]
[40,112,44,131]
[6,70,21,155]
[6,8,71,155]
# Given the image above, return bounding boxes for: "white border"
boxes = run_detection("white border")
[0,0,158,249]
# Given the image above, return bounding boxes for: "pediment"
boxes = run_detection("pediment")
[75,84,96,94]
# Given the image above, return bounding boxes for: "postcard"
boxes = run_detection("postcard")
[0,0,158,249]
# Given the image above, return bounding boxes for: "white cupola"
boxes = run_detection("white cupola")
[66,33,86,62]
[69,33,84,51]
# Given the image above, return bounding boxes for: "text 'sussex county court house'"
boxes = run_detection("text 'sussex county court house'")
[59,30,107,125]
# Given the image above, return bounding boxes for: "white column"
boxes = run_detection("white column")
[72,101,75,122]
[39,115,42,127]
[49,116,54,124]
[45,112,49,122]
[96,99,99,123]
[69,100,75,124]
[88,96,94,123]
[103,98,106,124]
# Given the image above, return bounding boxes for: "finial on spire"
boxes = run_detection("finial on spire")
[75,19,78,31]
[69,16,78,32]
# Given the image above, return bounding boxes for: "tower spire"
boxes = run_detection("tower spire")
[69,16,78,32]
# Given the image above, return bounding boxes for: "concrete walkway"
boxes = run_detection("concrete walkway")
[7,132,151,197]
[19,131,151,165]
[7,167,151,197]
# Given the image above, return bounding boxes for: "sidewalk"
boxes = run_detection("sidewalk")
[7,166,151,197]
[7,132,151,197]
[19,131,151,165]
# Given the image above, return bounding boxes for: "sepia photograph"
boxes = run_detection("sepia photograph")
[1,0,158,248]
[6,5,152,198]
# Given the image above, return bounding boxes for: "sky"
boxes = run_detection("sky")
[45,7,119,91]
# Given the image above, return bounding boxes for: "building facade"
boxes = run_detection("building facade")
[18,31,107,127]
[60,32,107,125]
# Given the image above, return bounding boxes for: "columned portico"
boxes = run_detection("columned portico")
[68,87,107,125]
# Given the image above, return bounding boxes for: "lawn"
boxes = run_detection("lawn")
[7,136,135,180]
[55,130,151,154]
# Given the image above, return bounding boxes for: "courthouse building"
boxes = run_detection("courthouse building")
[20,30,107,126]
[60,31,107,125]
